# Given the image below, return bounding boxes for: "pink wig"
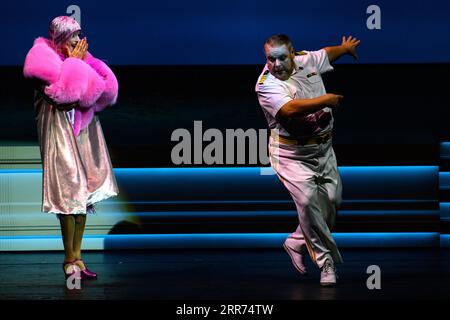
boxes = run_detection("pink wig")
[48,16,81,52]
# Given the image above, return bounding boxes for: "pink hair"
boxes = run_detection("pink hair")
[48,16,81,53]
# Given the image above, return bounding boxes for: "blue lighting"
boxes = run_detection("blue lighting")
[441,142,450,158]
[338,210,439,217]
[117,209,439,218]
[440,172,450,189]
[333,232,438,248]
[0,169,41,174]
[0,166,443,251]
[2,166,436,199]
[0,232,440,250]
[4,0,450,65]
[441,235,450,247]
[0,166,438,175]
[441,203,450,220]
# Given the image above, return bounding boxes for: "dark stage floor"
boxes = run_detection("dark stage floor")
[1,248,449,300]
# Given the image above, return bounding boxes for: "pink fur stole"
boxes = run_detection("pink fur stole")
[23,37,118,136]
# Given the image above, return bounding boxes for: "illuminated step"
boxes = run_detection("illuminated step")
[0,145,41,169]
[0,232,440,251]
[0,166,439,204]
[441,142,450,159]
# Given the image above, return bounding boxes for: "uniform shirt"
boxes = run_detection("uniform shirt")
[255,49,334,138]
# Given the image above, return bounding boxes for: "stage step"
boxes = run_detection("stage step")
[0,166,441,250]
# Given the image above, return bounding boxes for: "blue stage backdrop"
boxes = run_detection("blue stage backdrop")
[2,0,449,65]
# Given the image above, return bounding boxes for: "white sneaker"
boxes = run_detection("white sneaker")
[320,259,337,286]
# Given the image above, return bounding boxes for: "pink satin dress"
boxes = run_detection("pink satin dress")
[34,90,119,215]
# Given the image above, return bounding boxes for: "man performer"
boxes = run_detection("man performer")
[255,34,360,286]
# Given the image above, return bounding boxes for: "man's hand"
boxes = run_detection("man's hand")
[277,93,344,122]
[341,35,360,61]
[65,38,88,60]
[324,93,344,107]
[277,93,343,136]
[324,36,361,63]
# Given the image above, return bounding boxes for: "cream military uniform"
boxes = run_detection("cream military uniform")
[255,49,343,268]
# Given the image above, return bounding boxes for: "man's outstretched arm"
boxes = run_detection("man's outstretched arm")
[324,35,361,63]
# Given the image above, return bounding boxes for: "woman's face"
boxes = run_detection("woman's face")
[66,30,82,51]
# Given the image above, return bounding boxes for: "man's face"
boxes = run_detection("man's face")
[264,43,295,81]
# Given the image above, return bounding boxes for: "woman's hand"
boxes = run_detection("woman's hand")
[65,38,88,60]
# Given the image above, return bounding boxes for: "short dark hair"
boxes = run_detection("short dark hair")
[264,34,293,50]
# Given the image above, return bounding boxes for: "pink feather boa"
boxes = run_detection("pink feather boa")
[23,37,118,136]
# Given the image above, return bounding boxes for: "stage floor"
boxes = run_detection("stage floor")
[1,248,449,300]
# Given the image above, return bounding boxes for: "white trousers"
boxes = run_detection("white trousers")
[269,136,343,268]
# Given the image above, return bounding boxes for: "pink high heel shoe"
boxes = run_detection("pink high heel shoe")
[74,259,97,280]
